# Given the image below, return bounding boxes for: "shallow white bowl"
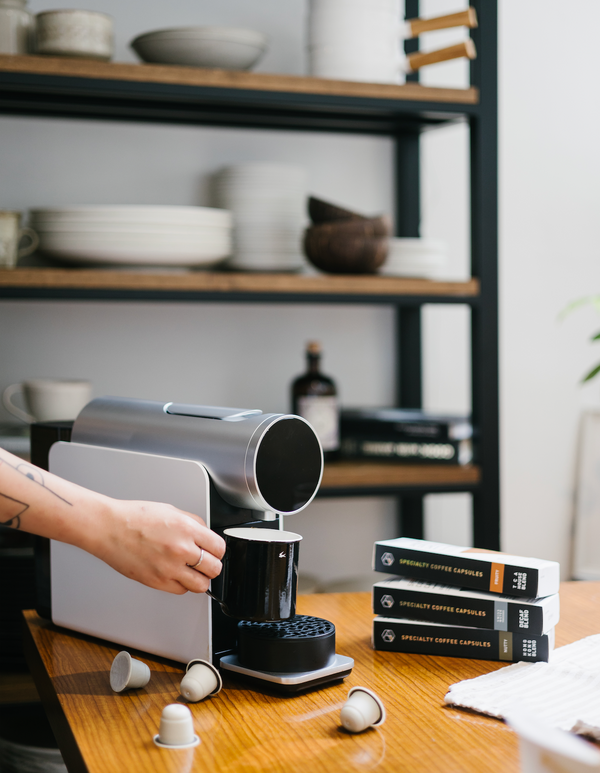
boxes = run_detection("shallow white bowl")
[130,27,268,70]
[388,237,447,253]
[378,237,448,278]
[37,232,232,266]
[32,222,231,235]
[38,232,231,248]
[30,205,232,227]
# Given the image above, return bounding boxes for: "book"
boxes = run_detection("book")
[373,578,560,635]
[340,408,472,442]
[373,538,560,599]
[339,437,473,465]
[373,617,554,662]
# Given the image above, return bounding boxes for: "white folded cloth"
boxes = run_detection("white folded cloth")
[444,634,600,740]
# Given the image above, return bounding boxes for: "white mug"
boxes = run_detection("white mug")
[0,210,38,268]
[2,379,92,423]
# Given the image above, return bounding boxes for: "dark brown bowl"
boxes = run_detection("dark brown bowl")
[307,216,392,239]
[303,227,389,275]
[308,196,368,224]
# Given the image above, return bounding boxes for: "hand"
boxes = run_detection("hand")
[91,498,226,595]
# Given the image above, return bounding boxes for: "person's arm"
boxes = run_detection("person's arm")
[0,447,225,595]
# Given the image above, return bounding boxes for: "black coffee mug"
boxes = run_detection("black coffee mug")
[207,527,302,622]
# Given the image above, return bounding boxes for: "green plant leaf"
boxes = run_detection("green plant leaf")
[559,295,600,321]
[582,362,600,383]
[591,331,600,341]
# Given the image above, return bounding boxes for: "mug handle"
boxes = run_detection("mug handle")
[18,227,39,259]
[205,589,231,617]
[2,383,35,423]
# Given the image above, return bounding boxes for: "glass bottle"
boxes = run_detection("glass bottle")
[291,341,340,460]
[0,0,33,54]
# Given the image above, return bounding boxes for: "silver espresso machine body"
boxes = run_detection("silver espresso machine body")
[71,397,324,518]
[41,397,325,668]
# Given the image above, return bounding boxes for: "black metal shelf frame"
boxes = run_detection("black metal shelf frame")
[0,71,476,133]
[0,0,498,547]
[0,285,479,306]
[392,0,497,548]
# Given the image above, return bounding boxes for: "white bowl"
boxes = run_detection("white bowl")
[34,10,113,61]
[387,237,447,258]
[380,238,448,278]
[38,232,231,247]
[31,221,231,235]
[30,205,232,227]
[130,26,268,70]
[37,231,232,266]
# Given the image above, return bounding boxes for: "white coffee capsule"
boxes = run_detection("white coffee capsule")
[110,651,151,693]
[340,686,386,733]
[154,704,199,749]
[180,659,222,702]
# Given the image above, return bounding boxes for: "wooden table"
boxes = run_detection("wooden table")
[23,582,600,773]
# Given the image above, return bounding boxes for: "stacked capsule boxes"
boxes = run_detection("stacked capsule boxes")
[371,538,561,663]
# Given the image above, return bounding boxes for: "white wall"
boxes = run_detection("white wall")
[2,0,593,586]
[498,0,600,576]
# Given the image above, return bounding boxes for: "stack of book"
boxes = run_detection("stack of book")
[339,408,473,465]
[371,538,561,663]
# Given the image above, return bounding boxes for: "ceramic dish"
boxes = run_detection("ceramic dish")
[379,237,448,278]
[30,205,232,226]
[212,163,306,272]
[37,232,231,247]
[37,239,231,266]
[30,222,231,235]
[130,26,268,70]
[34,10,113,61]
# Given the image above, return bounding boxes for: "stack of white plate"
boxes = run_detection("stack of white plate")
[379,238,448,278]
[29,205,233,267]
[212,164,307,272]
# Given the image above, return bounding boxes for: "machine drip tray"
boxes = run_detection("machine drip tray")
[219,653,354,694]
[237,615,337,674]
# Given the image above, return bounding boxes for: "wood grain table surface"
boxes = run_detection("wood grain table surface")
[22,582,600,773]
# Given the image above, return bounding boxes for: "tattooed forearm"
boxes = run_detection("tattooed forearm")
[0,491,29,529]
[0,453,72,506]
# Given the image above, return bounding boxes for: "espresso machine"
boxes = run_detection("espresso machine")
[32,397,353,692]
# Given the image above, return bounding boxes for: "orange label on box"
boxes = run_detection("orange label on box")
[489,563,504,593]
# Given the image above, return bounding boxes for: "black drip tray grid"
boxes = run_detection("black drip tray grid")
[237,615,336,673]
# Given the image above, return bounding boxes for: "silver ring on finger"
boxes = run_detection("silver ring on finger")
[188,548,204,571]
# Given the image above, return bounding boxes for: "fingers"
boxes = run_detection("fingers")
[107,500,227,596]
[174,506,226,562]
[192,524,226,561]
[178,524,225,594]
[161,578,193,595]
[186,546,222,580]
[180,566,214,594]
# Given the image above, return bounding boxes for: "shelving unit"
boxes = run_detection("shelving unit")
[0,0,498,548]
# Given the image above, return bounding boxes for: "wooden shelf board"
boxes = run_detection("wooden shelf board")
[0,54,478,106]
[321,461,480,489]
[0,268,479,299]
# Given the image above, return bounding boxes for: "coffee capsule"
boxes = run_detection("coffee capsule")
[180,659,222,702]
[340,686,386,733]
[109,651,151,693]
[154,704,199,749]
